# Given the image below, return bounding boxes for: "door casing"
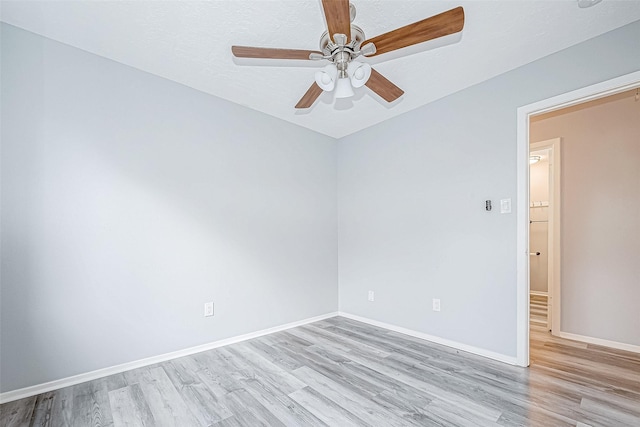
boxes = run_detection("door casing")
[515,70,640,367]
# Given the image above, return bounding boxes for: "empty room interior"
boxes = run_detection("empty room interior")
[1,1,639,426]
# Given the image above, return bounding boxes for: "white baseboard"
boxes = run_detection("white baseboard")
[0,312,339,404]
[557,331,640,354]
[338,312,518,365]
[529,291,548,297]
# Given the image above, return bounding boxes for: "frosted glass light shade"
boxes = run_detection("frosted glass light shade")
[314,64,338,91]
[334,78,355,98]
[348,61,371,88]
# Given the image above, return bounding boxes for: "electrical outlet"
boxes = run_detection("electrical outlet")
[204,302,214,317]
[432,298,441,312]
[368,290,375,302]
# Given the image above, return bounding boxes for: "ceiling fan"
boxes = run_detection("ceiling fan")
[231,0,464,109]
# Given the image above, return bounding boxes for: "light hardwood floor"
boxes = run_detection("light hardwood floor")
[2,316,639,426]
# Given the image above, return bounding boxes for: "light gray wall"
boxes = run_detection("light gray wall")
[531,92,640,346]
[337,21,640,357]
[0,23,338,392]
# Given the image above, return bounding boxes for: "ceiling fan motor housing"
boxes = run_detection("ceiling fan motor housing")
[319,25,365,53]
[319,24,368,77]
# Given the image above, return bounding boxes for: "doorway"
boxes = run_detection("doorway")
[515,70,640,367]
[528,138,560,337]
[529,147,551,330]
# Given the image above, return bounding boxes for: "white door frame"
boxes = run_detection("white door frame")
[529,139,561,334]
[515,70,640,367]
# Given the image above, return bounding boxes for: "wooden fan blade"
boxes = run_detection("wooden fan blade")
[295,82,324,109]
[365,69,404,103]
[321,0,351,42]
[232,46,322,60]
[363,7,464,57]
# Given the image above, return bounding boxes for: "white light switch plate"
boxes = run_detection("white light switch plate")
[500,198,512,214]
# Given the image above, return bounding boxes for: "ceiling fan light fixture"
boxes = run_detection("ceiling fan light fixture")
[232,4,465,109]
[348,61,371,88]
[314,64,338,91]
[335,77,355,98]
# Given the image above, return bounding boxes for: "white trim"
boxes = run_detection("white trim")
[529,291,548,297]
[516,98,531,367]
[557,331,640,354]
[516,70,640,368]
[338,312,518,365]
[0,312,339,404]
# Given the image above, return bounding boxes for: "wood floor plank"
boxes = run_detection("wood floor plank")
[49,386,75,427]
[101,374,128,393]
[269,330,314,347]
[191,351,239,396]
[370,389,450,427]
[23,392,55,427]
[162,360,231,424]
[223,388,285,427]
[71,380,113,427]
[108,385,154,427]
[245,338,305,372]
[213,410,262,427]
[0,396,37,427]
[288,386,368,427]
[425,398,503,427]
[129,366,200,425]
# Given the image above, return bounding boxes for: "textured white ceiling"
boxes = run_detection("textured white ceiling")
[2,0,639,138]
